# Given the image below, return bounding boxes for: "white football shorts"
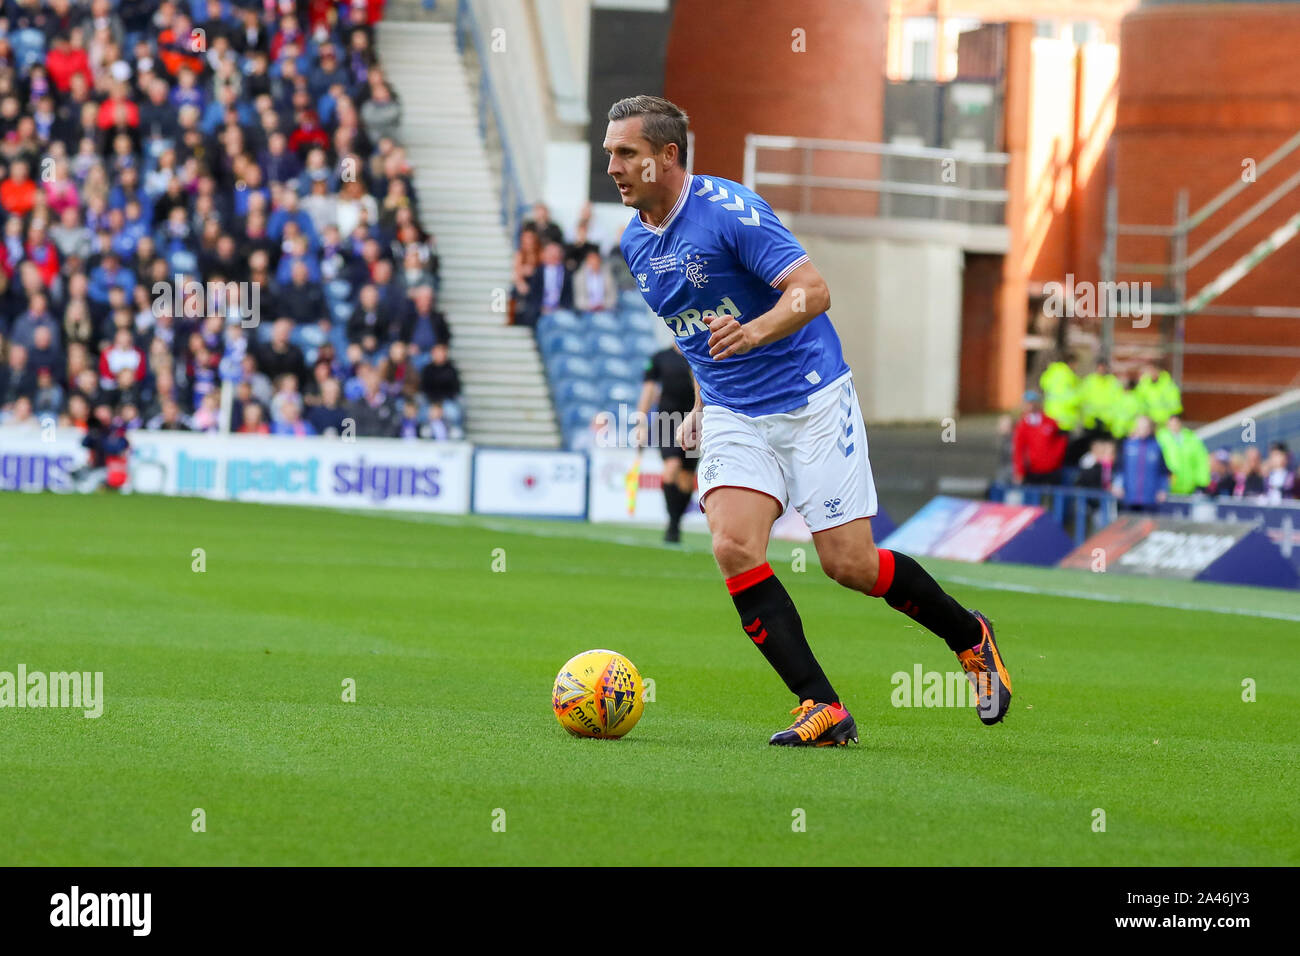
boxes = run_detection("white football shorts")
[695,372,878,532]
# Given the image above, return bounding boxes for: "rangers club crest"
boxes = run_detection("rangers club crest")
[683,254,709,288]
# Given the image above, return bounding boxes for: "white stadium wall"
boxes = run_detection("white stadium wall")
[467,0,550,204]
[544,141,593,231]
[796,234,963,423]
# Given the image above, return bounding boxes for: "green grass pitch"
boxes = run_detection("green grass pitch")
[2,492,1297,866]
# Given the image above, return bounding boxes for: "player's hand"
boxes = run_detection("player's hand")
[676,407,702,453]
[706,311,756,360]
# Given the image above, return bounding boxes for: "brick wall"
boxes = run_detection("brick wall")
[1115,2,1300,419]
[662,0,887,183]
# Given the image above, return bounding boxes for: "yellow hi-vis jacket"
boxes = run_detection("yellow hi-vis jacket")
[1039,362,1080,431]
[1135,371,1183,426]
[1079,372,1124,431]
[1156,426,1211,494]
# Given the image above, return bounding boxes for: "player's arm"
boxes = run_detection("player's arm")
[676,378,703,453]
[635,380,659,419]
[633,380,659,447]
[707,260,830,360]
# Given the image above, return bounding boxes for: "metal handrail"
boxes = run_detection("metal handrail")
[752,171,1008,203]
[1107,125,1300,317]
[746,133,1011,164]
[1114,341,1300,357]
[1100,122,1300,399]
[1183,127,1300,232]
[1185,166,1300,270]
[1181,382,1297,395]
[1112,173,1300,282]
[1115,223,1177,237]
[1184,209,1300,313]
[743,133,1010,227]
[456,0,527,238]
[988,482,1119,546]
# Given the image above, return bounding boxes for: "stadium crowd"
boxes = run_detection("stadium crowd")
[0,0,467,445]
[510,199,622,328]
[1005,358,1299,509]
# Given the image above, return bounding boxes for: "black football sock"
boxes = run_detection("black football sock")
[870,549,982,653]
[664,484,687,527]
[726,563,838,705]
[676,484,694,516]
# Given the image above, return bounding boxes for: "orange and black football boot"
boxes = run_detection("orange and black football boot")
[957,610,1012,725]
[768,700,859,747]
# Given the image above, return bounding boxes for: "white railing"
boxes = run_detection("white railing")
[742,134,1009,228]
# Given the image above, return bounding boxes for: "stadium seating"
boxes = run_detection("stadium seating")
[0,1,453,441]
[1198,391,1300,453]
[536,303,661,449]
[11,29,45,71]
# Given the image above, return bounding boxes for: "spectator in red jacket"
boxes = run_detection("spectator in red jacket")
[269,14,305,63]
[98,329,146,390]
[0,160,38,217]
[356,0,389,26]
[96,84,140,133]
[288,109,330,158]
[1011,389,1067,485]
[46,33,93,93]
[25,221,60,288]
[158,14,206,77]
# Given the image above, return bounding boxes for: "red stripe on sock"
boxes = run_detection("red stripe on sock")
[725,562,774,595]
[869,548,896,597]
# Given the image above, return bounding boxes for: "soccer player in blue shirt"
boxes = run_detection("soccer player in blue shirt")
[605,96,1012,744]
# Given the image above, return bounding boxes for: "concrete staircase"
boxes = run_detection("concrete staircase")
[376,17,561,448]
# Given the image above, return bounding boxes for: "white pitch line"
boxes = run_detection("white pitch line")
[358,510,1300,622]
[939,574,1300,623]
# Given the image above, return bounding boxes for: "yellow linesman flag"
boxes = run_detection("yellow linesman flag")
[624,451,642,516]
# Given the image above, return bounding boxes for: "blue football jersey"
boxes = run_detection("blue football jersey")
[619,174,849,416]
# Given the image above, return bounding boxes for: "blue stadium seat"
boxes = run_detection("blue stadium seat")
[596,357,640,381]
[621,308,656,334]
[593,333,629,357]
[167,248,198,275]
[538,309,582,336]
[618,290,645,312]
[331,300,352,324]
[290,325,326,350]
[325,278,352,303]
[584,311,621,334]
[631,334,657,357]
[549,355,598,380]
[556,379,603,405]
[329,325,349,354]
[603,380,641,406]
[12,29,45,71]
[540,331,588,358]
[561,401,602,433]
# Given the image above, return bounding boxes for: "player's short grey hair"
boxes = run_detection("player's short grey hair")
[608,95,689,169]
